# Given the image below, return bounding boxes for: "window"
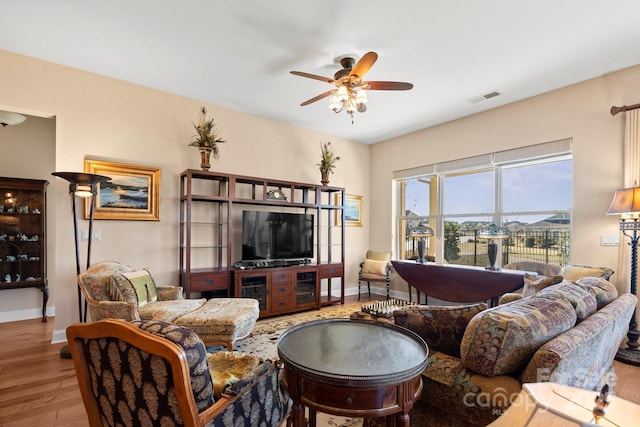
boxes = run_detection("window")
[395,140,572,268]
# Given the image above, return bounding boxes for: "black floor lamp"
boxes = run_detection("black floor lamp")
[52,172,110,359]
[608,186,640,366]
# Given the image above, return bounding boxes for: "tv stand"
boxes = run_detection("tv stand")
[179,170,345,316]
[234,265,320,317]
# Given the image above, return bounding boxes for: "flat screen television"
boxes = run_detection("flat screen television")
[241,210,314,261]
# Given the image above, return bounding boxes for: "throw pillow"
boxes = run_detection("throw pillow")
[535,282,598,321]
[362,259,388,276]
[114,269,158,307]
[365,250,391,261]
[207,351,261,398]
[522,273,563,298]
[460,296,577,377]
[560,264,614,281]
[393,303,487,358]
[575,276,618,309]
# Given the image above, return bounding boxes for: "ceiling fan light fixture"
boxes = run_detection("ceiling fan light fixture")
[336,85,349,103]
[291,51,413,124]
[356,90,368,106]
[329,94,343,113]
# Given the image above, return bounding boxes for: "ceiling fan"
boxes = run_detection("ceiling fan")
[290,51,413,122]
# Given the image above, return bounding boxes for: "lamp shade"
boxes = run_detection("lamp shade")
[478,223,510,240]
[52,172,111,197]
[607,186,640,215]
[488,383,640,427]
[409,222,434,238]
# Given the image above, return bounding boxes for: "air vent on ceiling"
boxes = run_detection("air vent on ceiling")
[467,90,502,104]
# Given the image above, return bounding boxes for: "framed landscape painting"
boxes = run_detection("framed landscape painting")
[336,194,363,227]
[84,159,161,220]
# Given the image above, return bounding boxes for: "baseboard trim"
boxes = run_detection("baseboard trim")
[52,328,67,344]
[0,306,55,323]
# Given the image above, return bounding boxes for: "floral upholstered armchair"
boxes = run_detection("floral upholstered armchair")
[67,319,292,427]
[77,260,205,322]
[78,261,260,350]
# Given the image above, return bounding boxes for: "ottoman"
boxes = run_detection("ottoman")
[174,298,259,350]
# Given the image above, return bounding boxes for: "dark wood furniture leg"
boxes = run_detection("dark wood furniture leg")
[41,284,49,322]
[396,411,410,427]
[309,408,317,427]
[291,402,305,427]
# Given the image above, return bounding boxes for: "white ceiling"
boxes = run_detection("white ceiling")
[2,1,640,144]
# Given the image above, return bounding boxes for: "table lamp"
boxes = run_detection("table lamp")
[607,185,640,366]
[478,223,510,271]
[488,382,639,426]
[410,222,434,263]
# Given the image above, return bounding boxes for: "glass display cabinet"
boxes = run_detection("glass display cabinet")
[0,177,48,321]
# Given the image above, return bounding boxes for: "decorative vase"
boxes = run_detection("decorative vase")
[321,171,329,186]
[199,147,212,171]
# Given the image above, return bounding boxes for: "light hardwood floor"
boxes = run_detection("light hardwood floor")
[1,297,638,426]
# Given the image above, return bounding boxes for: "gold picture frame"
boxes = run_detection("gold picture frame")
[336,194,363,227]
[84,159,161,221]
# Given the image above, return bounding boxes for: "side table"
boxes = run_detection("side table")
[277,318,428,427]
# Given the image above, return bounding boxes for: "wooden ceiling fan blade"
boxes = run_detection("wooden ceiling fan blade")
[349,51,378,79]
[300,89,336,106]
[290,70,334,83]
[366,81,414,90]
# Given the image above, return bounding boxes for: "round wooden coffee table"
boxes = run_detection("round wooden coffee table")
[277,318,428,427]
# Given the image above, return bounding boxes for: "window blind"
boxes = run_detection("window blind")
[393,138,572,180]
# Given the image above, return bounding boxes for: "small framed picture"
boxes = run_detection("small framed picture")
[336,194,363,227]
[84,159,161,221]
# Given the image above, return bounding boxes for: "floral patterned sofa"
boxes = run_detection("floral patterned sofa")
[393,276,637,426]
[77,261,259,350]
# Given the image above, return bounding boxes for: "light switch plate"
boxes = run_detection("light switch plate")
[600,235,620,246]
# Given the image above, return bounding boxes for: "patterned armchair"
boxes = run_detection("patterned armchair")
[77,261,260,350]
[67,319,292,427]
[77,260,203,322]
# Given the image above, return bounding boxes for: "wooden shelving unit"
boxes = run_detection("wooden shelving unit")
[179,169,345,315]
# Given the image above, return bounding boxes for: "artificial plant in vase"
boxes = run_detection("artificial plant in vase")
[317,141,340,186]
[189,106,226,171]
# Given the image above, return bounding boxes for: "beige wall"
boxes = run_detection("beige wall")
[0,49,369,342]
[371,64,640,296]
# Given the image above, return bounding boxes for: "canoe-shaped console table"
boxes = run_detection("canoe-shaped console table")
[392,260,526,307]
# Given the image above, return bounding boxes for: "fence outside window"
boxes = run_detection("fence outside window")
[404,228,570,267]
